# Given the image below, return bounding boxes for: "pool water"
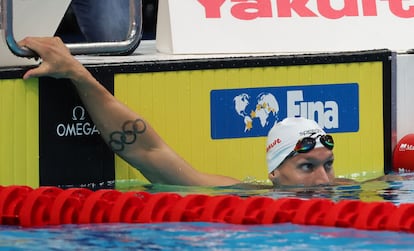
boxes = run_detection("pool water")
[2,177,414,250]
[118,174,414,205]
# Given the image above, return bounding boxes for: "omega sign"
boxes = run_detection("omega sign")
[56,106,100,137]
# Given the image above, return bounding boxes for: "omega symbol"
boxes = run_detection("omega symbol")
[72,106,86,121]
[56,105,100,137]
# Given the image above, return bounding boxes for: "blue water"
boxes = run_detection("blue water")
[2,177,414,250]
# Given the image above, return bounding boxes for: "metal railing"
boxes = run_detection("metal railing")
[1,0,142,57]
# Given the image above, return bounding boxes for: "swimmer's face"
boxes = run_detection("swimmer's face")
[268,147,335,187]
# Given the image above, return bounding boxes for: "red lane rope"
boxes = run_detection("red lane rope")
[0,185,413,232]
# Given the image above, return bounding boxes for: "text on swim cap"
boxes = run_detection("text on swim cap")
[266,138,282,152]
[299,129,324,137]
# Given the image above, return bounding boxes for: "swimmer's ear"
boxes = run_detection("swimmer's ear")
[268,169,279,183]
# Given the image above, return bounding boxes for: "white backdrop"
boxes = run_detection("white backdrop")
[0,0,71,67]
[157,0,414,54]
[396,54,414,141]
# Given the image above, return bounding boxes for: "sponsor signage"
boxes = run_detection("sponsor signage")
[39,77,114,188]
[398,143,414,152]
[157,0,414,54]
[55,106,100,137]
[211,83,359,139]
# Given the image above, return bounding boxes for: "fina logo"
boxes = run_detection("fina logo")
[56,106,100,137]
[286,90,338,130]
[232,90,338,133]
[210,83,359,139]
[234,93,279,132]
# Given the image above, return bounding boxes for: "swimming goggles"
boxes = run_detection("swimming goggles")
[284,134,334,160]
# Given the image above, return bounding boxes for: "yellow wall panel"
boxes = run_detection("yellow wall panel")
[0,79,39,187]
[114,62,384,184]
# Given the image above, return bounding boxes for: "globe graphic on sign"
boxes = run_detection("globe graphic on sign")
[233,93,279,132]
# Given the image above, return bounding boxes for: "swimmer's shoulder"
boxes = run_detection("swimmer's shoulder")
[334,177,359,185]
[224,178,360,189]
[224,183,274,190]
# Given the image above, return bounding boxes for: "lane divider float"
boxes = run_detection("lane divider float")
[0,185,413,232]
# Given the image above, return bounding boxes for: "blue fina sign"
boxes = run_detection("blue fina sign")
[210,83,359,139]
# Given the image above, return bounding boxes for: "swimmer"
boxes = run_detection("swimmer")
[18,37,391,187]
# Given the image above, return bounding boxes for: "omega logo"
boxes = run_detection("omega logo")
[56,106,100,137]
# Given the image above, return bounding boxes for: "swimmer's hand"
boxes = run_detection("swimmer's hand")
[19,37,87,82]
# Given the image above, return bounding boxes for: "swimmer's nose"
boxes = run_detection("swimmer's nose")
[312,166,330,186]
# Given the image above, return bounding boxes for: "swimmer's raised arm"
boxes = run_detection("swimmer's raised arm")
[20,37,240,186]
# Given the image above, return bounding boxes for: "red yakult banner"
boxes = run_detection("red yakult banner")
[156,0,414,54]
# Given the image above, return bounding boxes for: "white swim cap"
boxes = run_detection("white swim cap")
[266,117,327,173]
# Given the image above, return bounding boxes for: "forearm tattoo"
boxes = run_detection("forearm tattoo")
[109,119,147,152]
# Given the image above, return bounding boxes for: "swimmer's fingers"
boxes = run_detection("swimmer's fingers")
[20,37,79,80]
[23,60,72,80]
[18,37,69,57]
[23,63,51,80]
